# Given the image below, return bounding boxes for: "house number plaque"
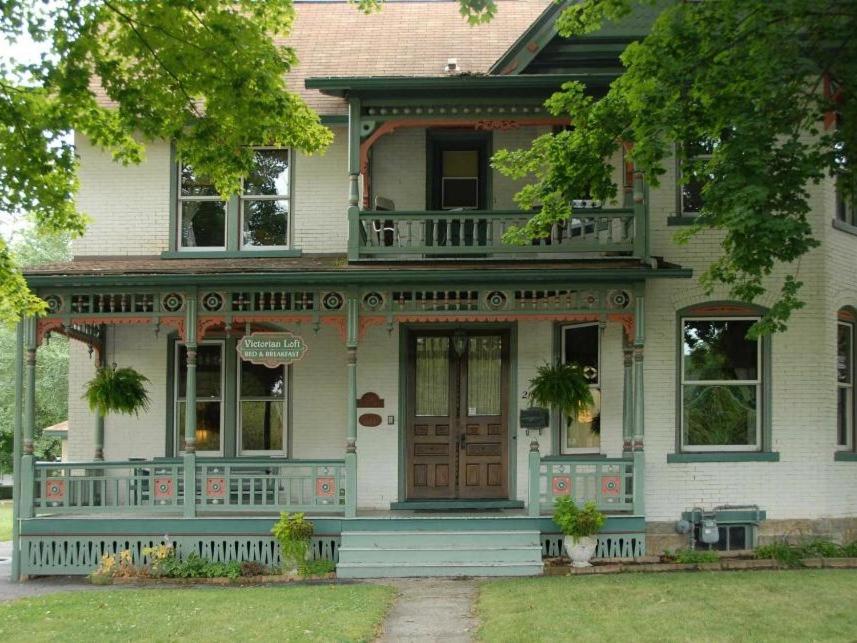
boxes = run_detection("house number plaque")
[237,332,308,367]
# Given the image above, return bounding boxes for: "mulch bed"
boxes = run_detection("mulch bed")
[543,557,857,576]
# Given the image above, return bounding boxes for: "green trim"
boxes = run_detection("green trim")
[540,454,609,462]
[389,500,524,511]
[489,1,566,75]
[320,115,348,125]
[667,452,780,463]
[165,334,176,457]
[397,327,407,503]
[681,508,766,523]
[27,267,693,289]
[160,250,303,260]
[667,215,699,227]
[168,142,178,253]
[509,323,518,499]
[41,429,68,439]
[223,336,237,457]
[834,450,857,461]
[11,321,24,580]
[305,74,618,97]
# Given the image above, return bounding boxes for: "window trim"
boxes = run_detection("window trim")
[559,322,602,455]
[237,359,288,456]
[176,169,228,252]
[837,314,856,450]
[676,143,714,218]
[175,340,226,456]
[170,144,296,255]
[673,304,773,457]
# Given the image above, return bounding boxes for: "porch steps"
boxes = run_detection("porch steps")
[336,529,543,578]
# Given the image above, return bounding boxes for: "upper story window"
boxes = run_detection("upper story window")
[560,323,601,454]
[678,139,716,217]
[177,148,292,252]
[680,316,762,451]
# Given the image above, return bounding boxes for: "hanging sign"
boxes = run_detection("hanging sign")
[237,332,308,367]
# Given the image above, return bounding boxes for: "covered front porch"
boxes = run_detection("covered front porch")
[11,260,689,577]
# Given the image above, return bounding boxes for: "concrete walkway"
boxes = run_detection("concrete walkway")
[374,578,479,642]
[0,541,100,602]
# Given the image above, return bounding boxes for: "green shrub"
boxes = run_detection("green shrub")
[272,512,315,569]
[801,540,843,558]
[673,548,720,564]
[842,541,857,557]
[553,497,605,539]
[157,553,241,579]
[299,559,336,578]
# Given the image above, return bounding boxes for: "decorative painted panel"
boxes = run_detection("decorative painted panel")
[541,533,645,559]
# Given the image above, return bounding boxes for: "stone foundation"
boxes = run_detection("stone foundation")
[645,517,857,554]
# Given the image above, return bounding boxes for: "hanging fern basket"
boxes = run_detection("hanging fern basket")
[84,365,151,417]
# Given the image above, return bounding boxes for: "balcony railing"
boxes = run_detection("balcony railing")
[350,207,644,260]
[29,458,349,516]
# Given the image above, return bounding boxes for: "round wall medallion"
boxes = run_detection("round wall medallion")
[322,292,344,311]
[201,292,224,312]
[161,292,185,313]
[362,291,384,311]
[607,289,631,309]
[359,413,383,428]
[485,290,508,310]
[44,294,63,314]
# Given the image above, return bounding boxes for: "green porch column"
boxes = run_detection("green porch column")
[11,320,25,580]
[94,343,105,461]
[183,296,198,518]
[347,97,362,262]
[528,439,541,517]
[622,343,634,453]
[20,317,37,521]
[344,296,358,518]
[632,171,648,259]
[632,288,646,515]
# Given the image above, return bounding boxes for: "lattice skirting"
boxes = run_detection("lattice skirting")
[541,533,645,559]
[20,535,339,576]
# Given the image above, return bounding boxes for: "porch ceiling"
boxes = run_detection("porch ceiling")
[24,253,691,288]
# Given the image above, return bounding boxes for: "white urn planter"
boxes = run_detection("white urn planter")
[565,536,598,568]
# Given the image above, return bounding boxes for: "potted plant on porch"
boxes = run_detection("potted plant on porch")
[553,496,605,568]
[527,361,594,430]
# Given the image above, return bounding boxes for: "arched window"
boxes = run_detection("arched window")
[837,308,856,449]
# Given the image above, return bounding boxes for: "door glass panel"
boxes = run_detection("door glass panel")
[415,336,449,416]
[177,401,221,451]
[467,336,502,416]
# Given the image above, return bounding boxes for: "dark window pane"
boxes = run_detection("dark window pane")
[683,319,757,381]
[442,178,479,209]
[240,361,285,398]
[683,384,757,446]
[564,324,599,384]
[178,401,221,451]
[838,323,852,384]
[177,344,222,398]
[180,164,219,197]
[838,387,851,446]
[244,149,289,196]
[241,401,285,451]
[180,201,226,248]
[681,175,705,214]
[242,199,288,247]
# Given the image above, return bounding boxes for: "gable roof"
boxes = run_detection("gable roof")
[283,0,551,114]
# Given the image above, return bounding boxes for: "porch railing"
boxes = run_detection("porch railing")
[528,454,636,515]
[196,459,347,513]
[28,458,350,516]
[351,208,643,260]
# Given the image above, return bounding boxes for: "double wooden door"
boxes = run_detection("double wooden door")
[405,329,509,500]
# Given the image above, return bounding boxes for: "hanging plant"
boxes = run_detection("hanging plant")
[528,362,594,428]
[84,365,151,416]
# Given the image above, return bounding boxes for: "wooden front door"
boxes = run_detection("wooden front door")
[406,329,509,500]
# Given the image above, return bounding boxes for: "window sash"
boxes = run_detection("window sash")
[680,316,762,451]
[237,361,287,455]
[175,340,225,455]
[679,150,713,216]
[176,148,292,252]
[560,323,601,455]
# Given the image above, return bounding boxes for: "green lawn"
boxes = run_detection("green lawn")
[477,571,857,642]
[0,584,396,642]
[0,501,11,541]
